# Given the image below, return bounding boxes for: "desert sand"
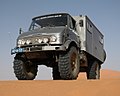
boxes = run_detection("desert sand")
[0,69,120,96]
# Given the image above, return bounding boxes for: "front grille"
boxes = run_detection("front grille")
[21,43,47,47]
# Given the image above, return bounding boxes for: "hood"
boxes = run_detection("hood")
[18,26,66,39]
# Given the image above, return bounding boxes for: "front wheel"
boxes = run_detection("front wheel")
[87,61,101,79]
[13,58,38,80]
[58,46,80,80]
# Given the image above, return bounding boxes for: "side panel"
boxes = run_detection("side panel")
[86,16,104,62]
[92,25,104,62]
[73,16,105,63]
[86,30,92,54]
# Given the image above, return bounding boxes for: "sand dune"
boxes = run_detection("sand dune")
[0,69,120,96]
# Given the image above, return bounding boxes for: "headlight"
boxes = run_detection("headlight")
[26,40,31,45]
[18,39,25,45]
[43,37,49,43]
[38,38,42,43]
[50,36,57,42]
[18,40,22,45]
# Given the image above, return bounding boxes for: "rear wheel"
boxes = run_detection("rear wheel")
[87,61,100,79]
[58,46,80,80]
[13,58,38,80]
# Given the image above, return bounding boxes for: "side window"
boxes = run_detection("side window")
[72,18,76,30]
[69,16,76,30]
[69,17,73,29]
[79,20,83,27]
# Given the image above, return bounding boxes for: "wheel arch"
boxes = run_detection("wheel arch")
[64,40,79,51]
[14,53,26,61]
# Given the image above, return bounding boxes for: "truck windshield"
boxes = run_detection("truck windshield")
[29,14,67,30]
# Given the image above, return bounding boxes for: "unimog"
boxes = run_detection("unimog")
[11,13,106,80]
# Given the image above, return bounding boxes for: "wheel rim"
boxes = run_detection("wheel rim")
[95,63,100,79]
[25,61,32,73]
[24,61,35,78]
[71,52,77,72]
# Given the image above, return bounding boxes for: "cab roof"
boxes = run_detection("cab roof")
[32,13,70,20]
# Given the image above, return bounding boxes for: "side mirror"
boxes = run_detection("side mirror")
[79,20,83,27]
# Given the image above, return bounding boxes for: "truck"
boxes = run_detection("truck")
[11,13,106,80]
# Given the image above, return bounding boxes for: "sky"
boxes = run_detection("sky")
[0,0,120,80]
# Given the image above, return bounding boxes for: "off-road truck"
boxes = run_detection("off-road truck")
[11,13,106,80]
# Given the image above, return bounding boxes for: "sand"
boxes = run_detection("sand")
[0,69,120,96]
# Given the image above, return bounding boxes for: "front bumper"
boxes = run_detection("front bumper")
[11,45,66,55]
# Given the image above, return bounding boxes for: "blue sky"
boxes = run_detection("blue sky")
[0,0,120,80]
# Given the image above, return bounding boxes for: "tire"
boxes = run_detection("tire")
[58,46,80,80]
[87,61,100,79]
[52,65,61,80]
[13,59,38,80]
